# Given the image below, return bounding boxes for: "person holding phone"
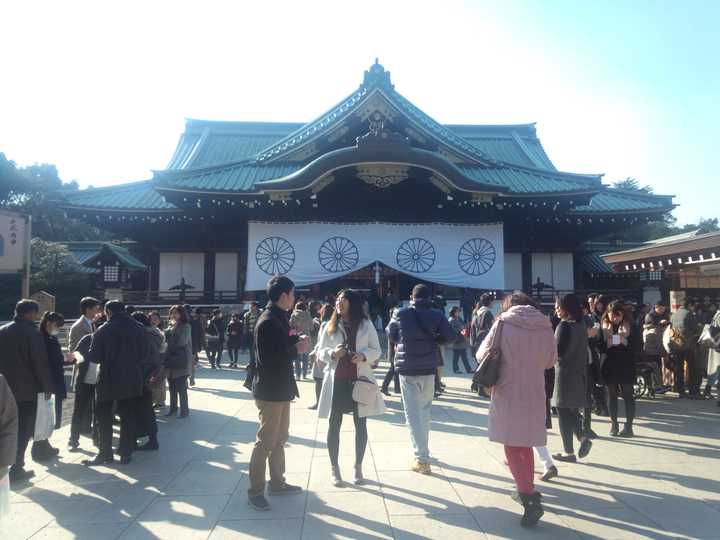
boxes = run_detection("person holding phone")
[247,276,308,512]
[600,301,636,437]
[315,289,383,486]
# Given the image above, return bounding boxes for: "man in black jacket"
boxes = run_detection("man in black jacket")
[247,276,309,511]
[0,299,54,484]
[83,300,149,466]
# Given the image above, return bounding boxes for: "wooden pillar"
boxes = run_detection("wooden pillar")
[238,223,249,300]
[204,252,215,300]
[521,251,532,293]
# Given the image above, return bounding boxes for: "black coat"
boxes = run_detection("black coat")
[189,318,204,355]
[252,302,299,402]
[226,320,243,349]
[44,333,67,400]
[0,318,54,402]
[88,312,148,402]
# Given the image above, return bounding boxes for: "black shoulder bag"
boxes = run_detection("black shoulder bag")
[472,320,503,388]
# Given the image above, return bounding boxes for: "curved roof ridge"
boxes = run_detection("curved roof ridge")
[77,179,155,192]
[155,158,257,179]
[606,186,675,200]
[255,86,370,162]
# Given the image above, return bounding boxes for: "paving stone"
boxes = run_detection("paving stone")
[7,362,720,540]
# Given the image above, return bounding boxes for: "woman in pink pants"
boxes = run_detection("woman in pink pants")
[476,291,557,528]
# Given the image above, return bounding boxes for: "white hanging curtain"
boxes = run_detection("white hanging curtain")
[245,221,504,291]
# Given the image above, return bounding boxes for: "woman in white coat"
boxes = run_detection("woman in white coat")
[316,289,384,487]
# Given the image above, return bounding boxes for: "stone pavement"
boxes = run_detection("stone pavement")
[3,354,720,539]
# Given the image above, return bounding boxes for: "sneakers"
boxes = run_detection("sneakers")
[136,440,159,451]
[82,455,114,466]
[411,459,432,475]
[268,482,303,496]
[248,494,271,511]
[539,466,558,482]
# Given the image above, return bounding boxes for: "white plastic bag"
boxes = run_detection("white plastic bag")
[33,393,55,441]
[0,471,9,520]
[84,362,99,385]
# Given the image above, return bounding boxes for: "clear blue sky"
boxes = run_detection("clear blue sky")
[1,0,717,225]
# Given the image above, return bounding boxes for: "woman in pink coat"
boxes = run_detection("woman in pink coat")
[476,291,557,528]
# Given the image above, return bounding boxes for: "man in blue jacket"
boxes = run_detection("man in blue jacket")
[386,284,454,475]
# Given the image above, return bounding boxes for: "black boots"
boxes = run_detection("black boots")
[519,492,544,528]
[610,421,620,437]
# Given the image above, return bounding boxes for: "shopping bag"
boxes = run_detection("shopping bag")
[0,472,9,520]
[33,393,56,441]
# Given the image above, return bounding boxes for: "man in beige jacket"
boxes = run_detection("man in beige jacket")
[67,297,101,450]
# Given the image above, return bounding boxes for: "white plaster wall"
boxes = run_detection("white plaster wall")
[531,252,574,290]
[504,253,523,290]
[159,252,205,293]
[215,252,238,293]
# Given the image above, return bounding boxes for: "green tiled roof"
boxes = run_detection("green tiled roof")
[458,165,598,194]
[158,163,301,192]
[579,252,614,274]
[155,161,596,195]
[571,188,674,214]
[63,242,147,270]
[63,181,177,211]
[167,121,302,169]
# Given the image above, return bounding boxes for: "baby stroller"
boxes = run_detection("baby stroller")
[634,356,661,398]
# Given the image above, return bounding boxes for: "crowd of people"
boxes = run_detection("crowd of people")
[0,280,718,529]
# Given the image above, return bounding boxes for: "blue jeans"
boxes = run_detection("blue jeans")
[399,374,435,463]
[294,353,308,379]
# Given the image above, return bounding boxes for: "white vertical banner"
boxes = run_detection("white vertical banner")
[0,210,27,273]
[246,222,504,291]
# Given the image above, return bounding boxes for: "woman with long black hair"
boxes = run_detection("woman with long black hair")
[32,311,68,461]
[316,289,383,486]
[601,301,636,437]
[164,305,193,418]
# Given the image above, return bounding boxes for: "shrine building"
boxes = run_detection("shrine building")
[60,61,675,304]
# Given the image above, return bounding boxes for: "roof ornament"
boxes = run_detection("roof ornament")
[362,59,393,89]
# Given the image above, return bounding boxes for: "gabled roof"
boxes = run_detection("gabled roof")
[62,180,178,212]
[59,62,674,218]
[570,187,674,214]
[63,241,147,270]
[167,121,302,169]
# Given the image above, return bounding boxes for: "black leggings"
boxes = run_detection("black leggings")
[327,379,367,467]
[607,384,635,425]
[557,408,583,454]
